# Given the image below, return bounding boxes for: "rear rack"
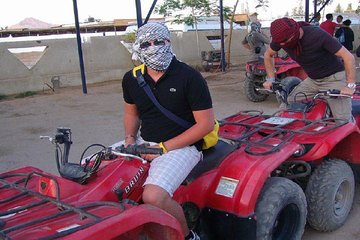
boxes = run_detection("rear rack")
[0,172,126,240]
[219,112,345,156]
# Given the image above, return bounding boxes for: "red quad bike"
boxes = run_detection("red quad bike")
[2,84,360,240]
[244,55,308,102]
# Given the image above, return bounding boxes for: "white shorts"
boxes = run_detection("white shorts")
[144,145,202,196]
[110,136,202,196]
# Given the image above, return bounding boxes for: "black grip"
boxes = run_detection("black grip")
[116,144,163,155]
[329,89,340,94]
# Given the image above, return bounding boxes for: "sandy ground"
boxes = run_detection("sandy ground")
[1,65,360,239]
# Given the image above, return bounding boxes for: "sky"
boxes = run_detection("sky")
[0,0,358,28]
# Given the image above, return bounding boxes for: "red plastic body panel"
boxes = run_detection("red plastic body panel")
[0,166,183,240]
[2,94,360,239]
[199,142,300,216]
[246,56,308,80]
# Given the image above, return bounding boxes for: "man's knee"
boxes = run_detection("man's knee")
[142,185,170,206]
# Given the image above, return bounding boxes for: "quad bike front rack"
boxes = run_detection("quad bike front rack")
[0,171,126,240]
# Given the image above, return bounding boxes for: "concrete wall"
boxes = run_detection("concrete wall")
[0,27,359,95]
[0,36,134,95]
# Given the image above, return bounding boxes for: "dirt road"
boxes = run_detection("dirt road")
[0,66,359,239]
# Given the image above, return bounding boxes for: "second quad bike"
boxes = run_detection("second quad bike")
[244,55,308,102]
[1,84,360,240]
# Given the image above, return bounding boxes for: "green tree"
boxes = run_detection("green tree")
[226,0,239,68]
[156,0,232,27]
[346,3,353,11]
[313,0,334,14]
[297,5,304,15]
[255,0,269,9]
[313,0,334,6]
[156,0,233,60]
[334,4,343,13]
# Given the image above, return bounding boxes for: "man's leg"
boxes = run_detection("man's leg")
[287,77,318,103]
[317,71,352,122]
[143,184,190,235]
[142,146,202,237]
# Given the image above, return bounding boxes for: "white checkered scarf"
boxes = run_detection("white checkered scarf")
[132,22,174,71]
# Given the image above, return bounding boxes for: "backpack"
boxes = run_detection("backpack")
[336,28,345,44]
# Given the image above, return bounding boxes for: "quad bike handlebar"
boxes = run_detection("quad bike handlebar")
[114,144,163,156]
[40,127,163,183]
[111,144,163,164]
[257,81,352,103]
[315,89,353,99]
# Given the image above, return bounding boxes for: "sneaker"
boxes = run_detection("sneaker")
[187,230,200,240]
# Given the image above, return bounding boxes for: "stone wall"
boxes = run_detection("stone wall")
[0,27,359,95]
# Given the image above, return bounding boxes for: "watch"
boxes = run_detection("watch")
[266,77,275,82]
[347,82,356,90]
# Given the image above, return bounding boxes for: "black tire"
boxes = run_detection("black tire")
[256,177,307,240]
[244,76,268,102]
[305,159,355,232]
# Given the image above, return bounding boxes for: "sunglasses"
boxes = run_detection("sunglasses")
[140,39,167,49]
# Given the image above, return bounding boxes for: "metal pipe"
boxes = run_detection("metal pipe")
[219,0,226,72]
[144,0,158,24]
[72,0,87,94]
[135,0,143,27]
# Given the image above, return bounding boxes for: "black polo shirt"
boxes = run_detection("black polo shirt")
[122,57,213,143]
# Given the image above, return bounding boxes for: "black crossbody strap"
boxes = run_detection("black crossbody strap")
[133,65,192,129]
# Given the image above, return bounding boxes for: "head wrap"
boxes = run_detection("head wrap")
[250,22,261,33]
[132,22,174,71]
[270,17,308,56]
[270,18,300,46]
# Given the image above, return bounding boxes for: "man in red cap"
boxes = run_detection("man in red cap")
[263,17,356,122]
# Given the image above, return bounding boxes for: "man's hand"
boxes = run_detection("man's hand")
[124,135,136,147]
[140,144,162,161]
[340,86,355,96]
[263,80,273,90]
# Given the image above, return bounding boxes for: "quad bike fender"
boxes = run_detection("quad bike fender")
[204,141,301,217]
[297,123,360,161]
[329,128,360,164]
[65,204,183,240]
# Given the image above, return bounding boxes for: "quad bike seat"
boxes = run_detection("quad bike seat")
[182,140,237,185]
[351,99,360,115]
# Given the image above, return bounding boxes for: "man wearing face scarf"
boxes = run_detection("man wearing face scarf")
[263,17,356,122]
[122,22,214,240]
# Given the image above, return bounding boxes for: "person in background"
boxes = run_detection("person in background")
[336,15,343,24]
[320,13,341,36]
[249,12,259,23]
[263,17,356,123]
[335,19,354,51]
[334,14,343,34]
[311,12,321,27]
[242,22,270,61]
[122,22,214,240]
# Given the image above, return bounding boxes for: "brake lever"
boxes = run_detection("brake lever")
[255,87,273,93]
[319,89,353,98]
[327,93,353,98]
